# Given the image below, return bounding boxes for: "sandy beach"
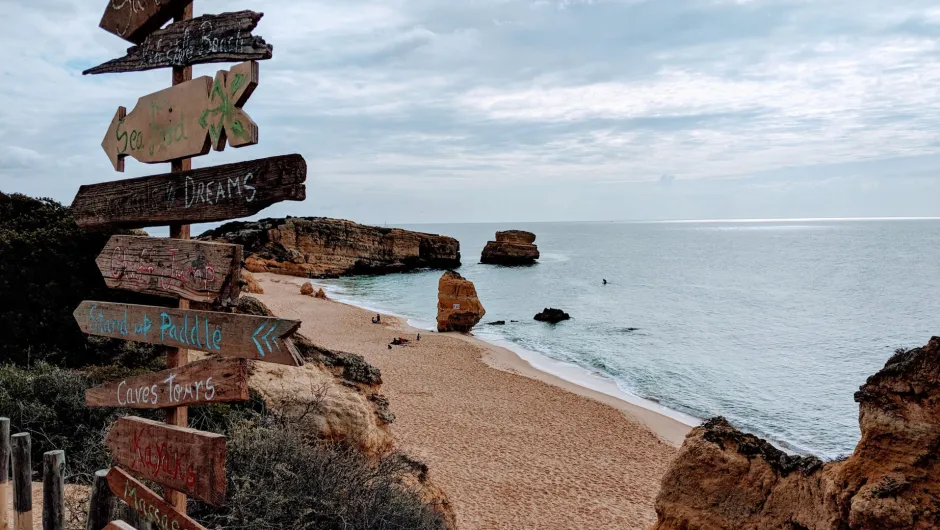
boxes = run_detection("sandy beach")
[253,273,689,530]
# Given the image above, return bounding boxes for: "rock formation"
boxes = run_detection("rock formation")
[241,269,264,294]
[199,217,460,278]
[653,337,940,530]
[437,271,486,332]
[314,288,329,300]
[300,282,314,296]
[535,308,571,323]
[480,230,540,265]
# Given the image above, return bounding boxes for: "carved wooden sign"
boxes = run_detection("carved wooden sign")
[86,359,251,409]
[98,0,192,44]
[107,467,208,530]
[105,417,226,506]
[72,154,306,229]
[102,61,259,172]
[86,11,273,75]
[95,236,242,303]
[75,301,303,366]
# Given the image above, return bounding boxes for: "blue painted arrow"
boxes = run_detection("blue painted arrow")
[262,323,277,352]
[252,324,266,357]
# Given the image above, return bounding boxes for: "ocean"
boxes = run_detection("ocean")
[316,219,940,459]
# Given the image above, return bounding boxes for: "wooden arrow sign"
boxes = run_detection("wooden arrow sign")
[86,11,273,75]
[107,467,208,530]
[75,301,303,366]
[105,417,226,506]
[96,236,242,304]
[98,0,192,44]
[72,154,306,229]
[86,359,251,409]
[102,61,259,172]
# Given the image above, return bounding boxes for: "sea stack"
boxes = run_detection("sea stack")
[480,230,540,265]
[437,271,486,332]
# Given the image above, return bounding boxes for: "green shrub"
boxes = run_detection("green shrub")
[190,421,448,530]
[0,192,166,368]
[0,362,147,482]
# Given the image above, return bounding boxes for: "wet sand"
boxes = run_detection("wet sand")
[253,273,688,530]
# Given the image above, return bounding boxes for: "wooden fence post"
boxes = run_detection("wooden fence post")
[10,434,31,530]
[42,451,65,530]
[0,418,10,530]
[85,470,152,530]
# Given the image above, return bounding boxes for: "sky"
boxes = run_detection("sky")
[1,0,940,226]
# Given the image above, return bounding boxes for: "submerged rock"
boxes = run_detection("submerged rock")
[487,320,507,326]
[480,230,540,265]
[437,271,486,332]
[653,337,940,530]
[199,217,460,278]
[534,308,570,323]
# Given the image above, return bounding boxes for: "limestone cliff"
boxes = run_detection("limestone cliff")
[480,230,540,265]
[200,217,460,278]
[653,337,940,530]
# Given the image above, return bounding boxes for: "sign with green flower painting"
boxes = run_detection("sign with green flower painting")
[101,61,259,172]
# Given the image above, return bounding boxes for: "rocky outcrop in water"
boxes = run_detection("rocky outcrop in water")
[480,230,540,265]
[535,308,570,323]
[200,217,460,278]
[653,337,940,530]
[437,271,486,332]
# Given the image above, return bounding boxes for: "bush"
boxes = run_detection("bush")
[0,362,150,482]
[190,421,448,530]
[0,192,165,368]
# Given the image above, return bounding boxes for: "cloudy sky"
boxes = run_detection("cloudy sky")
[2,0,940,225]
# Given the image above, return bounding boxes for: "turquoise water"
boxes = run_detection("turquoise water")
[318,220,940,459]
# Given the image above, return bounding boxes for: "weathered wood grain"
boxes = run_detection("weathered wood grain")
[98,0,192,44]
[86,11,272,75]
[74,301,302,365]
[95,236,242,304]
[105,417,225,506]
[1,418,9,530]
[42,451,65,530]
[101,61,259,172]
[11,434,30,530]
[106,468,207,530]
[71,154,306,229]
[86,359,252,409]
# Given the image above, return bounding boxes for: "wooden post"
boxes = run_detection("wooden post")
[166,2,194,514]
[10,434,30,530]
[42,451,64,530]
[85,470,152,530]
[1,418,10,530]
[84,470,109,530]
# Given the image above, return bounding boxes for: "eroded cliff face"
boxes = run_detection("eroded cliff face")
[653,337,940,530]
[200,217,460,278]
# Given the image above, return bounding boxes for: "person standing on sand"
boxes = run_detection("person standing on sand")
[417,333,421,341]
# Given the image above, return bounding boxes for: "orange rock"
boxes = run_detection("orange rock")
[481,230,539,265]
[300,282,314,296]
[315,288,329,300]
[241,269,264,294]
[653,336,940,530]
[436,271,485,332]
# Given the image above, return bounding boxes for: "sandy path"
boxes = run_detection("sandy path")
[254,274,683,530]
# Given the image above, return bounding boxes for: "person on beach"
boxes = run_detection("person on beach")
[417,333,421,341]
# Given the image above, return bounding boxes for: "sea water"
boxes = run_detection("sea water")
[317,219,940,459]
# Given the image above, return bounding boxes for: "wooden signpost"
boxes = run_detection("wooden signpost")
[75,302,302,366]
[86,359,251,409]
[96,235,242,303]
[79,1,305,525]
[102,61,259,172]
[71,154,306,229]
[98,0,194,44]
[105,417,226,506]
[106,468,207,530]
[86,11,272,75]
